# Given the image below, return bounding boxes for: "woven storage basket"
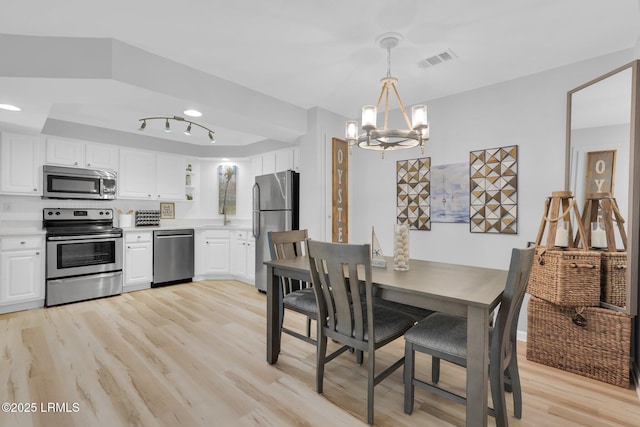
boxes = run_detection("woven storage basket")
[526,296,631,388]
[526,247,601,307]
[600,251,627,307]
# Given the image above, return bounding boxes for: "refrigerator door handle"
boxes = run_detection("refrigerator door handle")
[252,182,260,211]
[253,211,260,239]
[252,183,260,239]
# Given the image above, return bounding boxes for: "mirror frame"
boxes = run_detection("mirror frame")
[565,60,639,316]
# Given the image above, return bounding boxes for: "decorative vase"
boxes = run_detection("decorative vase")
[393,223,410,271]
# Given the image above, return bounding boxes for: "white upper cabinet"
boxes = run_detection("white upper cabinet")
[46,137,84,167]
[118,149,156,199]
[156,154,186,200]
[262,152,276,175]
[255,148,299,177]
[275,149,294,172]
[0,132,44,195]
[251,155,262,179]
[118,149,186,200]
[85,143,119,170]
[46,137,118,170]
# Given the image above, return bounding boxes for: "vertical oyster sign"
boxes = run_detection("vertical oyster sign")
[332,138,348,242]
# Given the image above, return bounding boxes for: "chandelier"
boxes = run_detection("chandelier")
[138,116,216,143]
[345,33,429,158]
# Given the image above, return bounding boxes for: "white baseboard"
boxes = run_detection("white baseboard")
[0,299,44,314]
[517,330,527,342]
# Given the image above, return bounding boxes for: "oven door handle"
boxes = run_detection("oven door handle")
[47,233,122,241]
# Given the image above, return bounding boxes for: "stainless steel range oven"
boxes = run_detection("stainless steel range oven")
[44,208,123,306]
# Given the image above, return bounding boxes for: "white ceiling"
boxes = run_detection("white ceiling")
[0,0,638,153]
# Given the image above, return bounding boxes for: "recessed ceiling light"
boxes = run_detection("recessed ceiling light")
[184,109,202,117]
[0,104,21,112]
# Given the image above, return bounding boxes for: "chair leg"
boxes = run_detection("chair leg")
[404,342,415,415]
[356,350,364,365]
[306,318,312,338]
[431,356,440,384]
[490,360,509,427]
[316,332,327,394]
[279,297,284,343]
[367,348,375,425]
[508,354,523,419]
[504,367,513,393]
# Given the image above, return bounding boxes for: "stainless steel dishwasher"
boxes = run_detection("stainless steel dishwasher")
[152,229,194,287]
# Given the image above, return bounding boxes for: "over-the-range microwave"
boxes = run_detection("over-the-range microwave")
[42,165,117,200]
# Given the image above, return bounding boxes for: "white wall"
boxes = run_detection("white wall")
[297,107,349,242]
[345,48,635,336]
[198,158,252,222]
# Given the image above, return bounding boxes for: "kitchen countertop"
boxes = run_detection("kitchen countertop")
[121,224,251,232]
[0,220,251,236]
[0,220,45,236]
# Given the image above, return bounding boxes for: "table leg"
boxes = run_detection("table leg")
[466,305,489,427]
[266,264,281,364]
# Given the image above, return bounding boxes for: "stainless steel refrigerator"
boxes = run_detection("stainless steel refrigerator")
[252,170,300,292]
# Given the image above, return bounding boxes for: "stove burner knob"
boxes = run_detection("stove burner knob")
[55,211,61,215]
[99,211,104,215]
[47,211,53,215]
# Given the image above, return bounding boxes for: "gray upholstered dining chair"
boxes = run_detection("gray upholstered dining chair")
[306,239,415,425]
[403,247,535,427]
[268,229,317,345]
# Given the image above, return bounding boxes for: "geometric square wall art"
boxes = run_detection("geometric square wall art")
[431,162,470,223]
[396,157,431,230]
[469,145,518,234]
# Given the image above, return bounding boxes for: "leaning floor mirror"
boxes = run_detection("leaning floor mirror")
[565,60,639,315]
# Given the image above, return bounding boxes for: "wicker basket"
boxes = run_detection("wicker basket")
[600,251,627,307]
[526,247,601,307]
[526,296,631,388]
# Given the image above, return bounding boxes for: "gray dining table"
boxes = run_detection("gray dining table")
[265,255,508,427]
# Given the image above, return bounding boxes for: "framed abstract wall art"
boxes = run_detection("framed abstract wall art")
[396,157,431,230]
[469,145,518,234]
[430,162,470,223]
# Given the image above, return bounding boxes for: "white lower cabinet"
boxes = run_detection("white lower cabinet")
[231,230,255,284]
[124,231,153,291]
[196,229,230,277]
[0,235,45,313]
[231,231,248,277]
[246,236,255,282]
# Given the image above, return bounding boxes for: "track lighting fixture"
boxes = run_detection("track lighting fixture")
[138,115,216,143]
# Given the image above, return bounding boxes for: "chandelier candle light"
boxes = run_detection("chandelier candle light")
[345,33,429,158]
[138,116,216,143]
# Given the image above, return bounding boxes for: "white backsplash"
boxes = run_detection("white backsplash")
[0,195,250,228]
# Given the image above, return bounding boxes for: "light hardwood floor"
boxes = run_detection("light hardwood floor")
[0,280,638,427]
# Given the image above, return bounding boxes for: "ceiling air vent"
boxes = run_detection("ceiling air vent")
[418,48,457,69]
